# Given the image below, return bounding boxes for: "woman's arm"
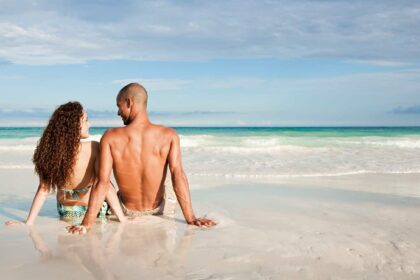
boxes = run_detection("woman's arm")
[5,180,50,226]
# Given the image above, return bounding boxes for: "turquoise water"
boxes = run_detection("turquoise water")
[1,127,420,139]
[1,126,420,177]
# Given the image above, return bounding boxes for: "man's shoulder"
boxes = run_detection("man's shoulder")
[150,124,177,137]
[101,127,125,142]
[104,127,120,134]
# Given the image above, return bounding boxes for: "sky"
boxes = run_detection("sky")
[0,0,420,126]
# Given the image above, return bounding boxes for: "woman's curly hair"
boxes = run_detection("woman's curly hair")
[33,102,84,191]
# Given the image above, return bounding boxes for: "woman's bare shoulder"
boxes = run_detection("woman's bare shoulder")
[80,141,100,154]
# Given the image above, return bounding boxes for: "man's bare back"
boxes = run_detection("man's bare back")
[68,83,216,234]
[105,124,173,211]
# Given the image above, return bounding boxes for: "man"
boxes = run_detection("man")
[68,83,216,234]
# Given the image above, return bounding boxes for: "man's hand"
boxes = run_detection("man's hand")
[188,217,217,228]
[5,220,25,226]
[66,225,89,235]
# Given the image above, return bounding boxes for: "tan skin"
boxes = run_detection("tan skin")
[5,112,124,226]
[68,90,216,234]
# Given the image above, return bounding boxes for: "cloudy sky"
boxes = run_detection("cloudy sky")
[0,0,420,126]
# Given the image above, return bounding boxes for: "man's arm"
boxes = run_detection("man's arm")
[68,132,122,234]
[92,142,125,223]
[105,183,126,222]
[168,131,216,227]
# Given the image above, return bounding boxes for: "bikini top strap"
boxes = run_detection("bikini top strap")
[62,185,92,200]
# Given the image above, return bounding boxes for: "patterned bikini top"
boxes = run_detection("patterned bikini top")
[62,185,92,200]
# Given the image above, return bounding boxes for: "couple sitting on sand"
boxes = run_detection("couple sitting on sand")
[6,83,216,233]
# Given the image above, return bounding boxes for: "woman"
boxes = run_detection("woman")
[5,102,124,225]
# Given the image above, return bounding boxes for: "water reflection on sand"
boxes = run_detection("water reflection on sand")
[27,216,195,280]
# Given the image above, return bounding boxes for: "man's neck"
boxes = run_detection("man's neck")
[129,109,151,126]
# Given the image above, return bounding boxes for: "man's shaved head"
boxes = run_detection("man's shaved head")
[117,83,148,108]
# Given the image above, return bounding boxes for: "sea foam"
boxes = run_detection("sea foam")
[1,132,419,181]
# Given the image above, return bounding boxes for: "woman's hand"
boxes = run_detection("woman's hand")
[5,220,25,226]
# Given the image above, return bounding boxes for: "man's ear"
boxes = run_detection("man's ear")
[126,98,132,109]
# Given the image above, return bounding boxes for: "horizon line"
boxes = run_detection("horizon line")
[1,125,420,129]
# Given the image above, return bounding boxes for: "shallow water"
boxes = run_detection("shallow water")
[1,127,420,183]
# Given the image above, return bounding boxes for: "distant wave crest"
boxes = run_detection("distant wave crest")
[1,133,420,180]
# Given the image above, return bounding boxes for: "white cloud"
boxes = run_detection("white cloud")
[112,78,194,91]
[112,77,267,91]
[112,69,420,96]
[1,68,420,126]
[0,0,419,64]
[0,74,25,80]
[345,60,414,67]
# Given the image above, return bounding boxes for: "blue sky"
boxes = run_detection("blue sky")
[0,0,420,126]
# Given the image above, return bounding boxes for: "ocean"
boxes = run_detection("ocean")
[1,127,420,180]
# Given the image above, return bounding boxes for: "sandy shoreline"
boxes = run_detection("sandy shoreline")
[1,170,420,279]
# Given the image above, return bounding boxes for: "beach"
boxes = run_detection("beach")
[1,127,420,279]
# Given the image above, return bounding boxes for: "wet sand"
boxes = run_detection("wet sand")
[1,169,420,279]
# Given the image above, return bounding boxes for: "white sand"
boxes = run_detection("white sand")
[1,169,420,279]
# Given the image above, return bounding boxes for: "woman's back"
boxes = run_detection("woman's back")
[56,141,99,206]
[5,102,125,226]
